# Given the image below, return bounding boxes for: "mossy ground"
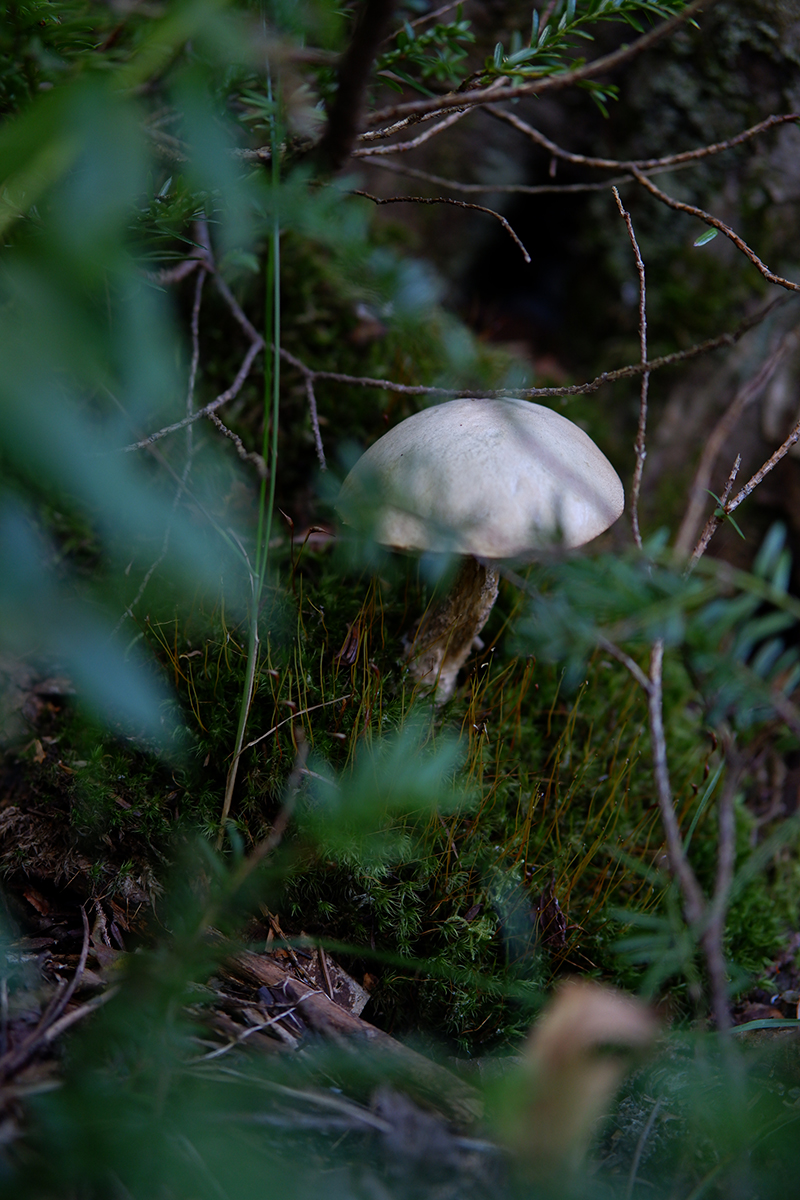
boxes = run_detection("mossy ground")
[7,528,796,1054]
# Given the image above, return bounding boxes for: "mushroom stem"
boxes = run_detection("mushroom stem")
[405,557,499,703]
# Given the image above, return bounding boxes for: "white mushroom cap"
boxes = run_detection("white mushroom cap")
[337,398,624,558]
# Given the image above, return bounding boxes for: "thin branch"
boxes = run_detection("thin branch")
[208,413,268,478]
[596,634,651,692]
[0,907,91,1081]
[353,107,470,156]
[687,453,741,570]
[380,0,460,43]
[230,730,310,884]
[240,694,352,754]
[366,0,716,127]
[701,756,741,1034]
[647,640,707,927]
[143,257,202,286]
[486,107,798,174]
[724,415,800,513]
[123,338,263,451]
[122,296,789,453]
[316,0,398,172]
[613,186,649,550]
[676,330,798,558]
[631,167,800,293]
[304,375,326,470]
[351,189,531,263]
[366,155,627,193]
[356,106,467,144]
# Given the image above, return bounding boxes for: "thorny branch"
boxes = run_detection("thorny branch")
[351,189,532,263]
[613,187,649,551]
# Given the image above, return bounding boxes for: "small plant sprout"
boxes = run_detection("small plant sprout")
[337,398,624,702]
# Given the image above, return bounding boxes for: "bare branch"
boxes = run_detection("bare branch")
[304,375,326,470]
[486,107,798,174]
[367,156,625,194]
[631,167,800,292]
[647,640,707,927]
[366,0,716,127]
[726,414,800,514]
[678,332,796,555]
[678,329,799,560]
[124,294,789,453]
[701,756,741,1034]
[123,338,263,452]
[596,634,651,692]
[613,187,649,550]
[353,108,471,155]
[351,189,531,263]
[208,413,268,478]
[687,453,741,570]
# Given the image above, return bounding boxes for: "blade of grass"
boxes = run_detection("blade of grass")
[218,70,282,847]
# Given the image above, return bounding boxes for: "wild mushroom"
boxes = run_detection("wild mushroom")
[336,398,624,702]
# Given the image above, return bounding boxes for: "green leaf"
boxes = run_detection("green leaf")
[693,228,719,247]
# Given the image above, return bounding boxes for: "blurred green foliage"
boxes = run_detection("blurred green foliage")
[1,1,800,1197]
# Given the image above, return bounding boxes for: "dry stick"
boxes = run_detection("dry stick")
[625,1098,664,1200]
[631,167,800,293]
[613,186,649,550]
[688,408,800,571]
[123,296,789,452]
[366,0,716,126]
[725,415,800,515]
[365,111,795,193]
[485,107,798,174]
[351,189,532,263]
[675,330,798,558]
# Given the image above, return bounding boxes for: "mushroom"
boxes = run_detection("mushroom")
[336,398,624,702]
